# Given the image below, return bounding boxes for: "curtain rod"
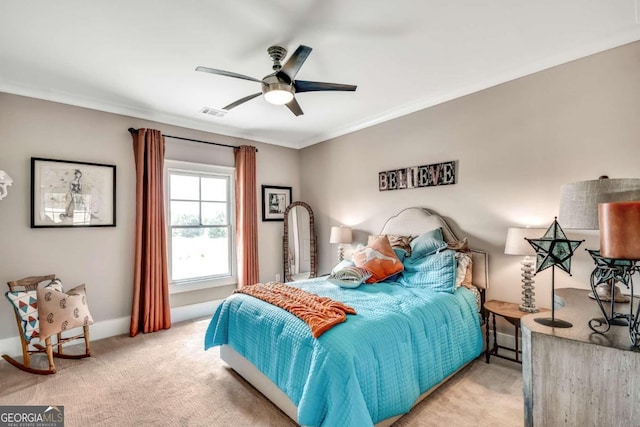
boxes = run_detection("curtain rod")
[127,128,257,152]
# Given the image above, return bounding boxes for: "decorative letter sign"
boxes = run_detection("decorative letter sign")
[379,161,456,191]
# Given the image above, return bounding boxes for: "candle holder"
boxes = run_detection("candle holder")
[595,201,640,347]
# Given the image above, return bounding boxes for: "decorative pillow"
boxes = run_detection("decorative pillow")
[353,235,404,283]
[400,248,457,293]
[5,290,39,341]
[328,266,372,288]
[409,228,447,259]
[331,259,355,275]
[387,235,416,257]
[447,238,469,252]
[37,284,94,341]
[455,252,473,289]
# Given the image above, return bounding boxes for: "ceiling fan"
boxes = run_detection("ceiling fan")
[196,45,357,116]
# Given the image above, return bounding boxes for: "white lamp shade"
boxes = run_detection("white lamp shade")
[504,227,546,256]
[330,226,352,244]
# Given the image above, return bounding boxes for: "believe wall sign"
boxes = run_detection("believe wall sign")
[379,161,456,191]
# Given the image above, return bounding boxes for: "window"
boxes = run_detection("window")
[166,160,235,292]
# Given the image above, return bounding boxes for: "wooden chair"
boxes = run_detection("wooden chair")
[2,274,92,375]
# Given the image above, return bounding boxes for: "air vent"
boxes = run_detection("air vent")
[200,107,227,118]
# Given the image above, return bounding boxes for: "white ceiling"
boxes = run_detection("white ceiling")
[1,1,639,149]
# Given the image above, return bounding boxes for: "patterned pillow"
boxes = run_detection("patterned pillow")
[449,239,474,289]
[4,278,65,341]
[37,284,94,341]
[387,234,416,257]
[328,266,372,288]
[5,290,39,341]
[353,235,404,283]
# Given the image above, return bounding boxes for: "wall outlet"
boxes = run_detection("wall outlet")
[275,273,281,282]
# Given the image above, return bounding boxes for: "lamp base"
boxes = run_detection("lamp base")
[534,317,573,328]
[588,283,630,303]
[519,304,539,313]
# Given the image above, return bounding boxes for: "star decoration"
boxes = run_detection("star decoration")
[587,249,634,288]
[526,218,584,275]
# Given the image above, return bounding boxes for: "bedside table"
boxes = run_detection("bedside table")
[484,300,548,364]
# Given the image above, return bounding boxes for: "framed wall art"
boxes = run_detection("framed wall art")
[261,185,291,221]
[31,157,116,228]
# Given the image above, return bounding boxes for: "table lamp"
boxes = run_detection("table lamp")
[330,226,352,262]
[559,177,640,302]
[505,227,546,312]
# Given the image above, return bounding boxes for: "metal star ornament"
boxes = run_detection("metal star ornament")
[526,218,584,275]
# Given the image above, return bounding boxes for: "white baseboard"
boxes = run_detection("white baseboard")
[0,299,223,358]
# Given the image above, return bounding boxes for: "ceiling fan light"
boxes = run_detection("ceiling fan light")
[263,84,294,105]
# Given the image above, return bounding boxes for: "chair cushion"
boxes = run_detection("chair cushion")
[37,284,94,340]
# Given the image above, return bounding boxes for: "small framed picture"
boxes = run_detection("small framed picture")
[262,185,292,221]
[31,157,116,228]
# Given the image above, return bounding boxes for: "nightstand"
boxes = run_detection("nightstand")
[484,300,548,364]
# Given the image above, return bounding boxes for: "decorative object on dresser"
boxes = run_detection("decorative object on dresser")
[31,157,116,228]
[559,176,640,302]
[261,185,291,221]
[526,218,583,328]
[329,225,352,262]
[0,169,13,200]
[504,227,546,312]
[592,201,640,346]
[282,201,317,282]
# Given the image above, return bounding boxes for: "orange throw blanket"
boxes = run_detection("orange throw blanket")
[235,282,356,338]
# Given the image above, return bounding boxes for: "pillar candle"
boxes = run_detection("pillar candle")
[599,201,640,260]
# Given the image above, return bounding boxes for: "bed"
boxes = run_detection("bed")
[204,207,489,426]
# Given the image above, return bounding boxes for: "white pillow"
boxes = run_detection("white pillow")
[331,259,355,275]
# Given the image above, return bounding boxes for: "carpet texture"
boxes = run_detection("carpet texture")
[0,318,523,426]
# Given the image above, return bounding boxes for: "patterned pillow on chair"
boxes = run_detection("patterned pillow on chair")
[4,278,65,341]
[5,290,39,341]
[37,284,94,341]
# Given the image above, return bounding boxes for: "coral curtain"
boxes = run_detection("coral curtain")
[130,128,171,336]
[234,145,259,288]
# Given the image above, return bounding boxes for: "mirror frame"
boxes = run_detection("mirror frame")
[283,201,317,282]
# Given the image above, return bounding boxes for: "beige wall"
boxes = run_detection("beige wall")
[300,41,640,311]
[0,93,300,341]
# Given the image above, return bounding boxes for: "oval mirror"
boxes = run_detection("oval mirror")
[283,201,317,282]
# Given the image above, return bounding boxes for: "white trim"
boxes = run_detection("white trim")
[0,299,223,358]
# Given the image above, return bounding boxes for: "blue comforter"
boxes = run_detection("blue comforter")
[204,278,482,426]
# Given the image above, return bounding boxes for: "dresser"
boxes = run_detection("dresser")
[521,288,640,427]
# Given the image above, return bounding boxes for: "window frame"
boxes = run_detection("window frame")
[165,160,236,294]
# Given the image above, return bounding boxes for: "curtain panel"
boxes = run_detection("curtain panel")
[234,145,259,287]
[130,128,171,336]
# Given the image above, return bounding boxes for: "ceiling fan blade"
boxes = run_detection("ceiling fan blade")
[196,66,262,83]
[285,97,304,116]
[223,93,262,110]
[294,80,357,93]
[280,45,312,80]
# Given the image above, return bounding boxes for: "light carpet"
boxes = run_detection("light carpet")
[0,318,523,426]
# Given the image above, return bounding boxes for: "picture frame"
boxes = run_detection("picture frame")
[261,185,292,221]
[31,157,116,228]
